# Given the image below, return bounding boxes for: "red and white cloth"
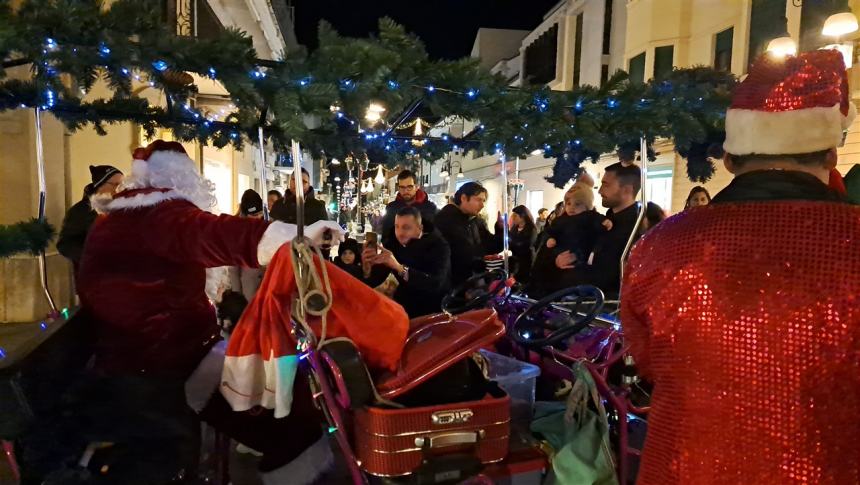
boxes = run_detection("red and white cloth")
[221,246,410,418]
[724,49,856,156]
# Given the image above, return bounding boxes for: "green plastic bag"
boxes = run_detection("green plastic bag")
[531,362,619,485]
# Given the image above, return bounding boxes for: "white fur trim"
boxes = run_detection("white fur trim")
[221,353,299,418]
[91,189,192,213]
[131,159,148,178]
[257,221,297,266]
[724,103,855,155]
[259,434,334,485]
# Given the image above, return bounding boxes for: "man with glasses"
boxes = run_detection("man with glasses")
[380,169,438,245]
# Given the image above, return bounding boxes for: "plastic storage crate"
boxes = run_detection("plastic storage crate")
[479,350,540,431]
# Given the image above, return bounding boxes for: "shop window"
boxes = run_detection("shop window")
[654,45,674,79]
[714,27,734,72]
[629,52,646,84]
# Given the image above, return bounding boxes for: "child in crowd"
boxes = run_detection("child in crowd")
[333,238,363,279]
[545,184,608,266]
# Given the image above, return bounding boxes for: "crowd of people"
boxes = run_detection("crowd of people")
[36,48,860,485]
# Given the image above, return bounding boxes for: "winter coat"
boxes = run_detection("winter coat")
[622,170,859,485]
[270,188,328,226]
[57,193,98,272]
[434,204,504,287]
[508,225,537,283]
[365,231,451,318]
[380,189,438,245]
[77,189,270,378]
[546,210,607,264]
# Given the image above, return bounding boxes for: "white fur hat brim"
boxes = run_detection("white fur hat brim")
[724,102,856,155]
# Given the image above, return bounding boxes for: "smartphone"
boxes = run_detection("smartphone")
[365,232,378,252]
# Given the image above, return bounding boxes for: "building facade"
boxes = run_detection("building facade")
[0,0,292,322]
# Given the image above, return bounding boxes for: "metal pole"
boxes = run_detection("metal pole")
[291,140,305,238]
[34,107,57,313]
[499,152,510,274]
[257,126,269,221]
[513,157,521,206]
[619,137,649,294]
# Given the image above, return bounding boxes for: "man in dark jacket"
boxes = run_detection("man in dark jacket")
[363,206,450,317]
[57,165,123,273]
[380,170,437,245]
[434,182,504,287]
[270,167,328,225]
[554,162,641,296]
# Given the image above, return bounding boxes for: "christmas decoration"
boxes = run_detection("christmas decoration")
[0,219,54,258]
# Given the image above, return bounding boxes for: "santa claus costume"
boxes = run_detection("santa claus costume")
[75,140,343,484]
[621,50,860,484]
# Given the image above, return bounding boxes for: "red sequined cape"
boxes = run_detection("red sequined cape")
[621,201,860,485]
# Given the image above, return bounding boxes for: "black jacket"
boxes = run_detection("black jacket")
[546,203,640,297]
[365,231,451,318]
[547,210,607,264]
[434,204,504,287]
[270,188,328,225]
[57,194,98,272]
[380,191,438,245]
[712,170,844,204]
[508,225,537,283]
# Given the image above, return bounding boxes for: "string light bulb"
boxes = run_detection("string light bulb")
[823,12,859,37]
[374,165,385,184]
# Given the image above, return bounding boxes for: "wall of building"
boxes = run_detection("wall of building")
[471,29,530,69]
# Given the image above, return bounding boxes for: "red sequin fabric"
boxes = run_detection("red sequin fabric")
[733,50,850,115]
[621,201,860,485]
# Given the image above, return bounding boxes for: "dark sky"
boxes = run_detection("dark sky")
[292,0,563,60]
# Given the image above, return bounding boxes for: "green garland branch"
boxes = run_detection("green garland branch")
[0,219,54,258]
[0,0,736,177]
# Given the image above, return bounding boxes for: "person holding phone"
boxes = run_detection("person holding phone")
[362,206,451,317]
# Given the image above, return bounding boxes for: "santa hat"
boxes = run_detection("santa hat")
[131,140,190,179]
[724,50,856,156]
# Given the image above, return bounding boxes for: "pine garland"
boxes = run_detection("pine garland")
[0,0,736,177]
[0,219,54,258]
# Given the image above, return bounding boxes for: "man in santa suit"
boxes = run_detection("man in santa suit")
[73,140,342,483]
[621,50,860,484]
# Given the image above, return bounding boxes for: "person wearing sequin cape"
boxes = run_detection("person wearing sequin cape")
[621,51,860,484]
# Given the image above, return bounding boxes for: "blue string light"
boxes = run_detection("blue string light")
[0,347,5,359]
[441,134,449,141]
[426,85,435,93]
[478,124,485,130]
[39,322,47,331]
[452,144,460,151]
[99,42,111,57]
[299,77,312,86]
[230,132,239,139]
[387,80,399,90]
[250,69,266,79]
[45,89,55,108]
[607,98,619,109]
[336,112,345,119]
[45,38,57,49]
[208,67,217,78]
[466,88,478,99]
[574,100,584,113]
[120,68,130,76]
[339,79,354,90]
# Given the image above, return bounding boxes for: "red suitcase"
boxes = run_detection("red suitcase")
[353,309,511,478]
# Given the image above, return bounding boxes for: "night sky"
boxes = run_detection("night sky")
[292,0,564,60]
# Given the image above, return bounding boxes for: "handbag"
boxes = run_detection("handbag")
[531,362,619,485]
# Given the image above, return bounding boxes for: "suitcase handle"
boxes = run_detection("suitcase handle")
[414,430,485,449]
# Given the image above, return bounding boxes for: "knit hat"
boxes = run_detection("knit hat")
[724,50,856,156]
[566,183,594,210]
[338,238,360,259]
[89,165,122,191]
[239,189,263,216]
